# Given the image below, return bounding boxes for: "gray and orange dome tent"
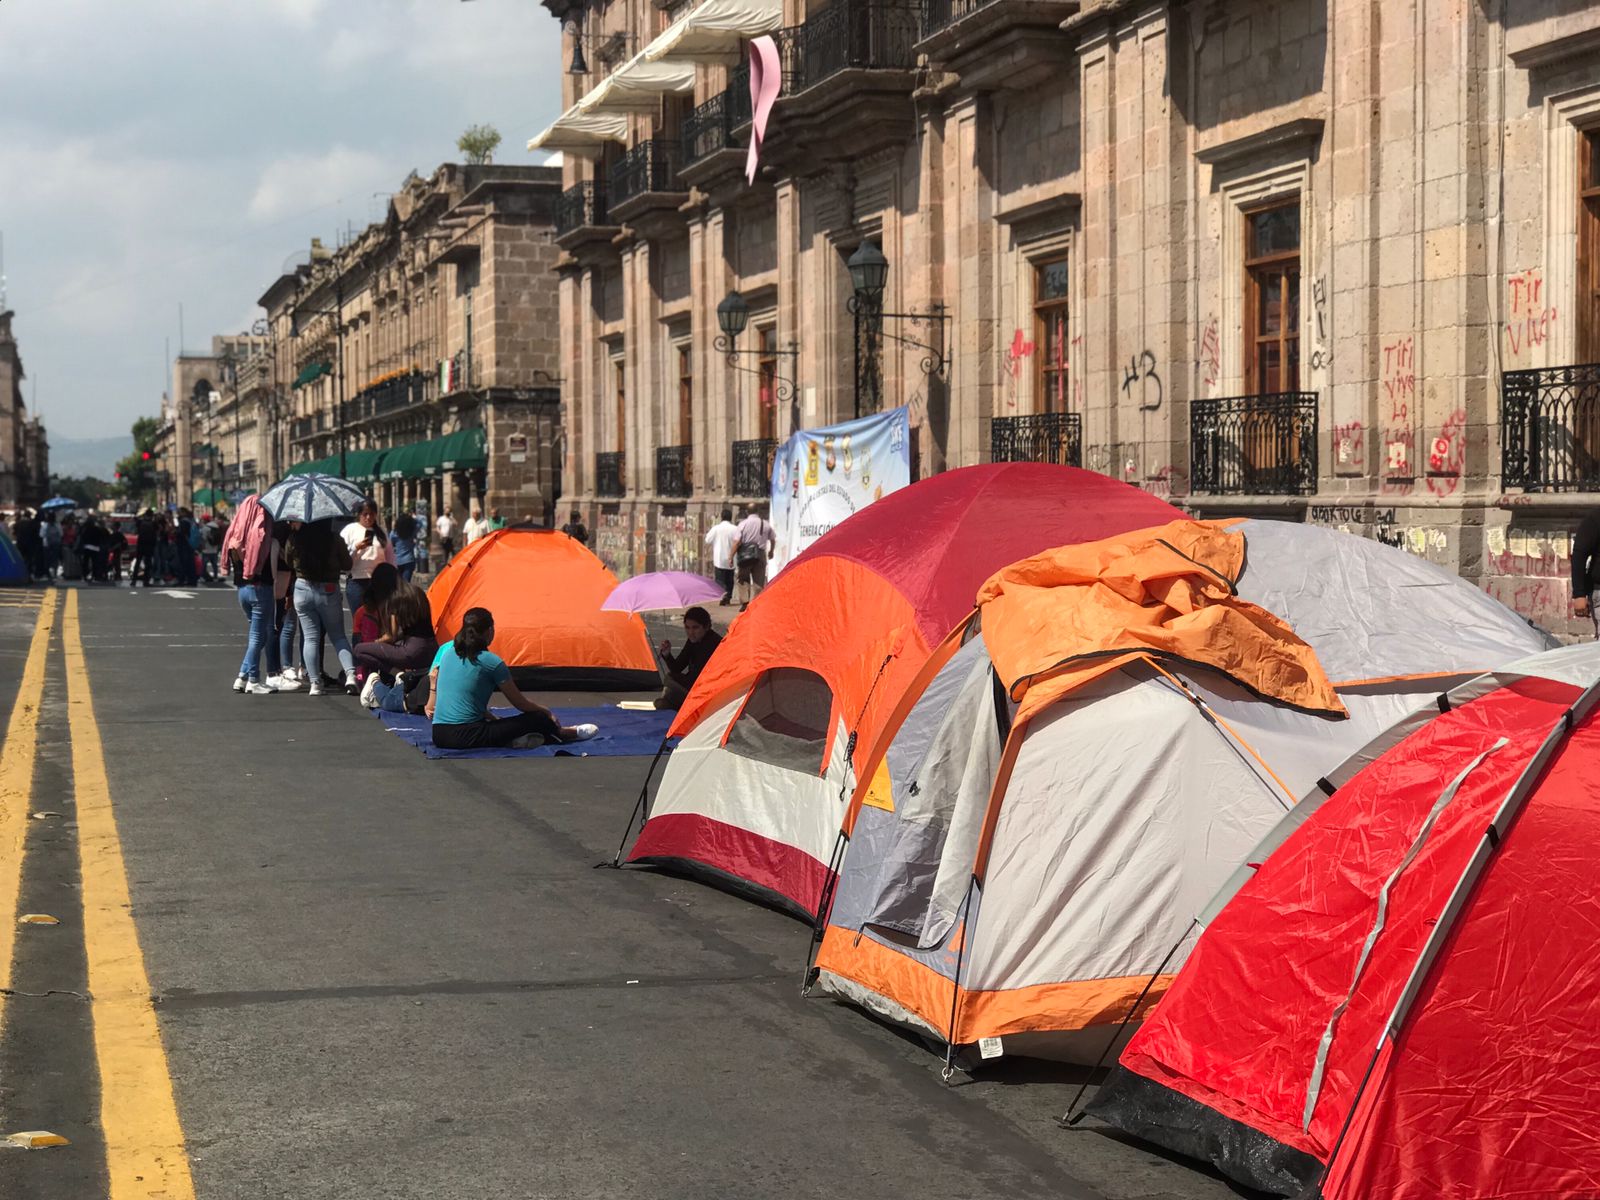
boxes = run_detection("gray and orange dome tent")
[427,527,657,690]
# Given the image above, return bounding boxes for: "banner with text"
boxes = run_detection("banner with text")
[769,407,911,575]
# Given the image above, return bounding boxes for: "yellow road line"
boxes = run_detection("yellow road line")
[0,590,58,1036]
[62,590,196,1199]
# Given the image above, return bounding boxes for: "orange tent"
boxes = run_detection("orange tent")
[427,528,657,689]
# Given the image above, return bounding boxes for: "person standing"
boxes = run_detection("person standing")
[561,508,588,546]
[200,515,222,583]
[704,508,740,605]
[287,519,357,696]
[222,495,279,695]
[488,508,507,531]
[389,512,420,583]
[1572,509,1600,637]
[463,505,491,547]
[734,505,776,610]
[175,508,199,587]
[435,509,456,567]
[41,514,62,581]
[341,500,396,617]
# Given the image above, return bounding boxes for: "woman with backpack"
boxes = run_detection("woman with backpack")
[286,518,357,696]
[426,608,598,751]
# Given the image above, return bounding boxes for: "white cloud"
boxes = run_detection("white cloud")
[246,146,392,222]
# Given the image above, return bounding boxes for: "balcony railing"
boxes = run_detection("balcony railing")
[919,0,1002,36]
[656,444,693,498]
[1502,363,1600,491]
[684,92,738,166]
[991,411,1082,467]
[291,416,315,441]
[782,0,920,90]
[732,438,778,497]
[1191,392,1318,496]
[556,181,610,235]
[727,60,755,127]
[356,370,426,421]
[596,450,625,498]
[608,139,684,208]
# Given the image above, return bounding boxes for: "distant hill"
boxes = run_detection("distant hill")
[50,435,133,480]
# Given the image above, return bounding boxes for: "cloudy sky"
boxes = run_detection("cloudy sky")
[0,0,563,451]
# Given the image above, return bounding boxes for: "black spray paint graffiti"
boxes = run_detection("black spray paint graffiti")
[1308,277,1331,371]
[1121,351,1162,410]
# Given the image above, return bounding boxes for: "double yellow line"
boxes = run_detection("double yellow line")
[1,591,195,1198]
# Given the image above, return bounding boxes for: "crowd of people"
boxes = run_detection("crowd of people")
[9,506,244,587]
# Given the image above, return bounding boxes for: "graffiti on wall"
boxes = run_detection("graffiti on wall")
[1002,328,1035,410]
[1308,277,1331,372]
[1332,421,1365,472]
[1121,350,1163,410]
[655,511,703,574]
[1425,408,1467,497]
[1504,269,1557,361]
[595,511,633,580]
[1198,318,1220,391]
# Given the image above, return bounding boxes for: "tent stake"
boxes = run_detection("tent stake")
[600,734,671,869]
[1058,919,1195,1128]
[940,876,978,1084]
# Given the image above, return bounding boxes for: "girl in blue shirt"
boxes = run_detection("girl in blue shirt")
[427,607,598,751]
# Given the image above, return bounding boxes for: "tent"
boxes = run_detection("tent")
[810,519,1555,1066]
[624,464,1181,918]
[427,528,657,689]
[0,528,27,585]
[1089,640,1600,1199]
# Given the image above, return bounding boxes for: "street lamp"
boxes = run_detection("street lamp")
[844,241,951,418]
[714,289,801,430]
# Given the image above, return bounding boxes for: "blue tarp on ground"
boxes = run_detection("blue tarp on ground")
[373,704,676,759]
[0,530,27,584]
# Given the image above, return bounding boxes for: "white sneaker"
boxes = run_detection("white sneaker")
[566,723,599,743]
[243,680,275,695]
[308,681,325,697]
[271,673,306,692]
[359,674,381,708]
[232,675,245,693]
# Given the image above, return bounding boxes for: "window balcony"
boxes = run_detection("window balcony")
[656,444,693,498]
[554,182,617,251]
[1502,363,1600,491]
[607,139,686,220]
[783,0,919,88]
[915,0,1077,90]
[732,438,777,498]
[683,92,740,169]
[291,416,315,442]
[596,450,625,498]
[991,411,1081,467]
[1190,392,1318,496]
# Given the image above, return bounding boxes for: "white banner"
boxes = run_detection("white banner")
[769,407,911,574]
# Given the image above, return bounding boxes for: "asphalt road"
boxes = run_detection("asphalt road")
[0,582,1248,1200]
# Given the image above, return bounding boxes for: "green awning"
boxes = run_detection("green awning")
[192,487,226,505]
[432,426,487,474]
[292,361,331,389]
[381,427,487,480]
[285,449,387,483]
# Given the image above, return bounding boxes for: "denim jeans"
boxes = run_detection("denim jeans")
[397,561,416,584]
[294,579,355,681]
[273,596,293,676]
[370,679,410,713]
[236,583,275,683]
[346,576,369,619]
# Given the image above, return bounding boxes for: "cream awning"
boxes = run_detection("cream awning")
[576,50,696,113]
[645,0,783,64]
[527,107,629,157]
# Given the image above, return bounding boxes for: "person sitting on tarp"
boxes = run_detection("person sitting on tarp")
[654,606,723,711]
[427,606,599,751]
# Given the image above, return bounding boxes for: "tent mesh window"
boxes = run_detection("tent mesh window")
[725,668,834,774]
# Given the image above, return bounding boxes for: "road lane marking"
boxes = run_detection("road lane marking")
[0,590,58,1039]
[62,591,197,1200]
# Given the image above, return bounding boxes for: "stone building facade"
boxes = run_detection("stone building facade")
[254,163,566,532]
[0,309,49,512]
[536,0,1600,634]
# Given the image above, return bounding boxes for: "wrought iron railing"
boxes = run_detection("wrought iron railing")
[1502,363,1600,491]
[240,459,257,480]
[656,444,693,497]
[727,60,755,127]
[732,438,778,497]
[991,411,1082,467]
[1190,392,1318,495]
[555,181,610,235]
[608,139,684,207]
[919,0,1004,36]
[684,92,738,166]
[782,0,919,90]
[596,450,625,497]
[291,416,315,441]
[357,370,426,420]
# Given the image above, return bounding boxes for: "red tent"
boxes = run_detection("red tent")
[1090,644,1600,1199]
[627,464,1180,916]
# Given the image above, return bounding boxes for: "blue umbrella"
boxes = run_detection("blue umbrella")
[258,472,367,524]
[38,496,78,511]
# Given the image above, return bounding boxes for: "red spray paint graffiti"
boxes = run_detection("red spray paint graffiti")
[1504,269,1558,360]
[1425,408,1466,497]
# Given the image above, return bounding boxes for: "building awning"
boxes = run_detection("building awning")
[527,106,629,156]
[381,428,487,480]
[646,0,782,64]
[285,449,388,483]
[292,361,331,389]
[578,51,696,113]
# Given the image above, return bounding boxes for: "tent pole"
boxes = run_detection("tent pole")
[940,876,978,1084]
[1059,919,1195,1128]
[600,734,671,869]
[801,831,849,995]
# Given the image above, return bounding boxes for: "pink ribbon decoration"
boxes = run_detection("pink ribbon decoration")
[746,35,781,186]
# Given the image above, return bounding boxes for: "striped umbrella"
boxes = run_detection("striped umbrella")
[258,472,367,524]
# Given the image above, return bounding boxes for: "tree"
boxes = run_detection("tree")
[457,124,502,165]
[49,475,115,508]
[113,415,162,506]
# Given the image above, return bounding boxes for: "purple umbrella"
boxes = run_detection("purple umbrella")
[602,571,725,614]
